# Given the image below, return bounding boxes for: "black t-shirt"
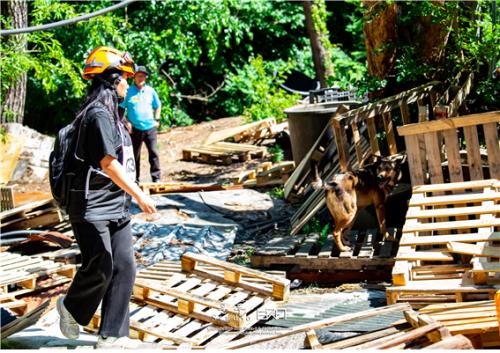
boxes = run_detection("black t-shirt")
[67,102,133,222]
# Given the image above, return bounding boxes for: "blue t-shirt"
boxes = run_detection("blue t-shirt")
[120,83,161,131]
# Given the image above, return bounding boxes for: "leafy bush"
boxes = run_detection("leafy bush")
[268,145,284,163]
[223,55,300,123]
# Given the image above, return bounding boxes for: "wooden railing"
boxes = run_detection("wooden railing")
[397,111,500,186]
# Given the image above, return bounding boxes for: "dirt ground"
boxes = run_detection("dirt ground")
[15,116,274,193]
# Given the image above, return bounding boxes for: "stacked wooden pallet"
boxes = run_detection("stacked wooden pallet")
[0,251,76,296]
[0,192,63,231]
[204,118,287,145]
[217,303,471,349]
[388,179,500,307]
[233,161,295,187]
[419,296,500,348]
[139,181,240,195]
[251,228,400,273]
[86,253,290,348]
[183,142,267,165]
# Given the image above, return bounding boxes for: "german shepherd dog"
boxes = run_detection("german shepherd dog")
[311,154,406,252]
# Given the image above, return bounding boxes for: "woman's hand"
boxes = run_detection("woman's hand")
[137,193,157,214]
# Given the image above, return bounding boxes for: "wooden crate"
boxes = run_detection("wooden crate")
[232,161,295,187]
[251,228,401,272]
[419,298,500,348]
[0,252,76,296]
[388,179,500,307]
[182,142,267,165]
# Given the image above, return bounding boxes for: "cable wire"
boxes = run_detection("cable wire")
[1,0,137,37]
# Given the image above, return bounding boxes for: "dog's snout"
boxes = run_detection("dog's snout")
[376,175,385,183]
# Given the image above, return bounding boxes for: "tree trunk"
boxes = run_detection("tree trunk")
[1,0,28,125]
[362,1,397,84]
[303,0,333,88]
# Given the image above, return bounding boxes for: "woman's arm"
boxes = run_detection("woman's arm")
[100,155,157,214]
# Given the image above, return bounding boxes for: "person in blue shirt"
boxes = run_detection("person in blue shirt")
[121,66,162,182]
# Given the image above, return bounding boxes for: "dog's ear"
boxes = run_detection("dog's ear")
[388,153,407,165]
[360,154,382,167]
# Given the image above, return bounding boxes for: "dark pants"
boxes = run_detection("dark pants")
[131,127,161,182]
[64,217,136,338]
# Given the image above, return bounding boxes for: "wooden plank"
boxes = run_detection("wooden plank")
[423,132,444,184]
[321,326,403,350]
[424,334,474,349]
[400,232,500,246]
[403,218,500,233]
[395,252,454,262]
[294,233,319,257]
[408,192,500,207]
[351,122,363,166]
[358,322,444,349]
[392,261,410,286]
[412,179,496,193]
[382,112,398,155]
[220,303,411,349]
[332,81,440,126]
[357,229,375,258]
[366,117,380,156]
[495,290,500,330]
[472,260,500,273]
[483,122,500,179]
[332,119,349,172]
[399,101,411,125]
[442,128,464,182]
[406,205,500,219]
[405,135,425,185]
[203,118,275,145]
[397,111,500,136]
[447,242,500,258]
[317,234,334,258]
[463,126,484,181]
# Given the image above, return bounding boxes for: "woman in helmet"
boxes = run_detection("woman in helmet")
[56,46,157,348]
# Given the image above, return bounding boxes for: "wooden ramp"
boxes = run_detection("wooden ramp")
[251,228,401,273]
[388,179,500,307]
[182,142,267,165]
[86,253,289,348]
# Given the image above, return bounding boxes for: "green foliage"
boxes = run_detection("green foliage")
[224,55,300,123]
[311,0,335,84]
[268,186,285,200]
[268,145,284,163]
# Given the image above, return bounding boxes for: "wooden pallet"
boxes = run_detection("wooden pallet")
[139,181,240,195]
[419,298,500,348]
[183,142,267,165]
[389,179,500,307]
[0,294,28,316]
[181,252,290,301]
[0,252,76,295]
[204,118,279,145]
[86,257,287,348]
[233,161,295,187]
[251,228,401,272]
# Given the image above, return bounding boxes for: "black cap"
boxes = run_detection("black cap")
[136,65,149,76]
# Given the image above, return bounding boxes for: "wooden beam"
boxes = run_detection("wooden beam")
[397,111,500,136]
[424,334,474,349]
[447,242,500,258]
[400,232,500,246]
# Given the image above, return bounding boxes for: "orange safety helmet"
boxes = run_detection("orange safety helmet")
[83,46,136,80]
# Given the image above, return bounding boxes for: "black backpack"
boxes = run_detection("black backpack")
[49,117,85,211]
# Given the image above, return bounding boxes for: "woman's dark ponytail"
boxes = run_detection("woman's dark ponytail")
[76,69,124,125]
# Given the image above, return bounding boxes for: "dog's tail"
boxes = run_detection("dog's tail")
[310,160,341,195]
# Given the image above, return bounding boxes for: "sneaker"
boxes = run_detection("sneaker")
[95,335,159,349]
[56,297,79,339]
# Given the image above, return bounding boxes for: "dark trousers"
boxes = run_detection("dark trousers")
[131,127,161,182]
[64,217,136,338]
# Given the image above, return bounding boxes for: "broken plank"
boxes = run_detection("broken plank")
[447,242,500,258]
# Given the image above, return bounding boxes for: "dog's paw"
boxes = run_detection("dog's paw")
[338,244,352,252]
